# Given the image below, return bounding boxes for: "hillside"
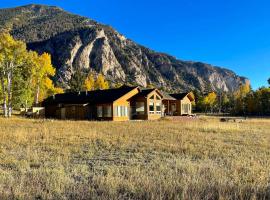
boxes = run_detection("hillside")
[0,4,248,92]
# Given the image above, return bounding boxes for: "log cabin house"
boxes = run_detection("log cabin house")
[162,92,194,116]
[42,85,164,121]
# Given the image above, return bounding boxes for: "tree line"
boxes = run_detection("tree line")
[0,33,64,117]
[194,80,270,116]
[69,70,109,92]
[0,33,111,117]
[1,32,269,117]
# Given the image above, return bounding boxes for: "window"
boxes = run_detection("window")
[136,102,145,114]
[150,95,154,100]
[171,104,176,112]
[103,105,112,117]
[72,106,76,112]
[182,104,189,113]
[156,102,161,113]
[125,107,128,116]
[121,106,125,116]
[97,106,103,117]
[156,95,161,100]
[115,106,128,117]
[117,106,121,116]
[149,101,154,114]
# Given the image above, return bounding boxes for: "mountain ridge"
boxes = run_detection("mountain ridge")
[0,4,249,92]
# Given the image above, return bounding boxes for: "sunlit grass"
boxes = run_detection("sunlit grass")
[0,117,269,199]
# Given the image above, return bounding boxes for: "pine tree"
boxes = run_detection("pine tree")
[69,70,86,92]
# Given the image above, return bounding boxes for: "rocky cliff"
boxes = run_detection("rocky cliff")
[0,4,249,92]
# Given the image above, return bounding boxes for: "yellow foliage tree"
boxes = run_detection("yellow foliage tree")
[235,82,251,99]
[84,73,95,91]
[31,52,63,104]
[234,82,251,114]
[0,33,28,117]
[114,83,123,88]
[95,73,109,90]
[203,92,217,113]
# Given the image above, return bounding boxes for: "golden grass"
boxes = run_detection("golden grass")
[0,117,269,199]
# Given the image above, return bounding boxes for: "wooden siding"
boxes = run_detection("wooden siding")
[60,105,89,120]
[163,95,192,116]
[180,96,192,115]
[113,87,140,121]
[131,89,163,120]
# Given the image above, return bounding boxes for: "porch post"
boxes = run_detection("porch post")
[167,100,170,115]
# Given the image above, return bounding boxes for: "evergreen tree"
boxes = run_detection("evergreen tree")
[69,70,86,92]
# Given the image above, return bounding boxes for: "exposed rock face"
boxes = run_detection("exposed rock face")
[0,4,249,92]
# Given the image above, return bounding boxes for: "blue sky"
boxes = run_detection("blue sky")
[0,0,270,89]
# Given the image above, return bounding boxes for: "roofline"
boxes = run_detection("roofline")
[154,89,164,98]
[169,92,195,101]
[112,86,140,103]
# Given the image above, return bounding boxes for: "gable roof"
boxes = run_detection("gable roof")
[136,88,156,97]
[169,93,189,100]
[131,88,163,99]
[170,92,194,101]
[42,86,138,106]
[161,91,176,100]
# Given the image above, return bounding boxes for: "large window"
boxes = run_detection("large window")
[103,105,112,117]
[149,101,155,114]
[136,102,145,114]
[182,104,189,113]
[156,102,161,113]
[97,106,103,117]
[115,106,128,117]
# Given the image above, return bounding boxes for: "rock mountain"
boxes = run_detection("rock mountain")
[0,4,248,92]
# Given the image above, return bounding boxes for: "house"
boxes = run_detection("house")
[42,85,164,121]
[162,92,194,116]
[130,88,163,120]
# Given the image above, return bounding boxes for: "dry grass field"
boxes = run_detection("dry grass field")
[0,117,270,200]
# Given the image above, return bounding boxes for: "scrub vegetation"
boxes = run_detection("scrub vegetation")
[0,117,270,199]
